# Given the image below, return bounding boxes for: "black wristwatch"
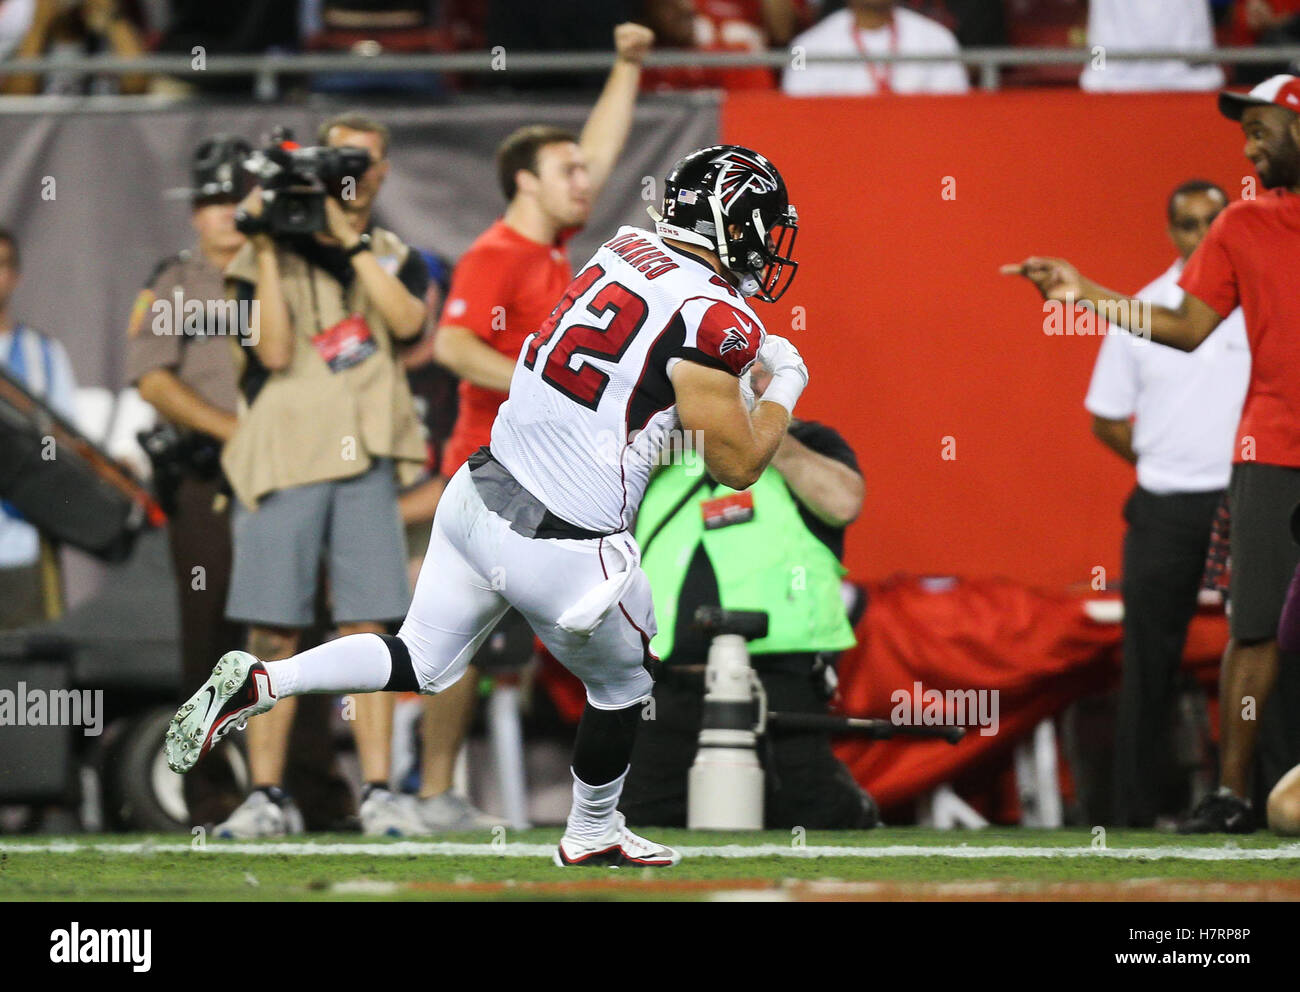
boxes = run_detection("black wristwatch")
[345,233,372,258]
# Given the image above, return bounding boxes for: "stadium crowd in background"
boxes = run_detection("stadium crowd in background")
[1,1,1296,97]
[1079,0,1225,92]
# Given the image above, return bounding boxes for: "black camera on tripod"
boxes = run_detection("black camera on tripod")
[234,127,371,238]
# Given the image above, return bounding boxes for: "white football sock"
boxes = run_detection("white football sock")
[264,633,394,698]
[565,766,629,841]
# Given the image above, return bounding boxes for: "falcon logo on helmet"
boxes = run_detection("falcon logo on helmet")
[712,150,780,212]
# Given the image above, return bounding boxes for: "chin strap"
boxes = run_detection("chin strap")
[706,193,733,270]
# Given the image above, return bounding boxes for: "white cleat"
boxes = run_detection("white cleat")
[165,650,277,774]
[214,790,304,839]
[360,788,429,837]
[553,812,682,868]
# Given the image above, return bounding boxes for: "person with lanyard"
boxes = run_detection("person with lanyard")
[1083,179,1250,828]
[619,363,879,829]
[1003,75,1300,834]
[0,226,79,630]
[782,0,968,97]
[215,112,431,839]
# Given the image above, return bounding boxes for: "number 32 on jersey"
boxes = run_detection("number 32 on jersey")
[522,264,647,411]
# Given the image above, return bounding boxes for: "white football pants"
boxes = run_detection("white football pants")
[398,464,657,710]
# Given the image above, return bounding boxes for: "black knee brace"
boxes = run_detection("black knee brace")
[380,634,419,692]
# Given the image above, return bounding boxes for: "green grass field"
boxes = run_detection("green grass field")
[3,828,1300,901]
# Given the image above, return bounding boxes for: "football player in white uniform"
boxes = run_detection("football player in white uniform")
[165,145,809,867]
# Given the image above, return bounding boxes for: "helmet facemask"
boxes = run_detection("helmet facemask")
[727,203,798,304]
[651,195,799,303]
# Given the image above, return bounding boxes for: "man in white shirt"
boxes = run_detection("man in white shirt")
[0,226,79,628]
[1084,180,1249,827]
[1080,0,1225,92]
[782,0,969,96]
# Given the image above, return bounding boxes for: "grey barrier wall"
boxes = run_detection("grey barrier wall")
[0,95,720,391]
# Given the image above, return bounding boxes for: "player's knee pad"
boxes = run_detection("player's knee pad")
[378,634,419,692]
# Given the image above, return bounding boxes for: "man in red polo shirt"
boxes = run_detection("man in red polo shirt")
[412,22,654,830]
[1003,74,1300,834]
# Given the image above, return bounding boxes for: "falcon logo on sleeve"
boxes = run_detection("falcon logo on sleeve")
[719,321,753,356]
[694,300,762,375]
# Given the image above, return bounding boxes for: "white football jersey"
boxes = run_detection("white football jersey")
[490,225,766,533]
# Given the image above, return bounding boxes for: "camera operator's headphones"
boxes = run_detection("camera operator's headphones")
[189,135,253,204]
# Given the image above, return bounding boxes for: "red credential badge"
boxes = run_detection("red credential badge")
[700,490,755,530]
[312,313,378,372]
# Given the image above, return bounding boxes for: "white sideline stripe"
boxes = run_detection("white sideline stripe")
[3,841,1300,861]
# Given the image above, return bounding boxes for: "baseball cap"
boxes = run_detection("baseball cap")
[1219,74,1300,121]
[188,135,252,203]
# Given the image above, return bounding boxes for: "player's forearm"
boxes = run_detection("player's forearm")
[581,57,642,199]
[137,369,238,442]
[705,401,789,490]
[350,252,426,340]
[771,434,864,526]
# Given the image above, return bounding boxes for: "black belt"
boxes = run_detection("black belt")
[467,447,613,541]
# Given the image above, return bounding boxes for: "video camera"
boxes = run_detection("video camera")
[234,127,371,238]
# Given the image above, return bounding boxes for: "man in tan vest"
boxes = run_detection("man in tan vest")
[218,113,429,837]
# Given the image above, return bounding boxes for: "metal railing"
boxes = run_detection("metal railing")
[0,46,1296,97]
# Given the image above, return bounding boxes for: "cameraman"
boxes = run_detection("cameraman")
[218,113,429,838]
